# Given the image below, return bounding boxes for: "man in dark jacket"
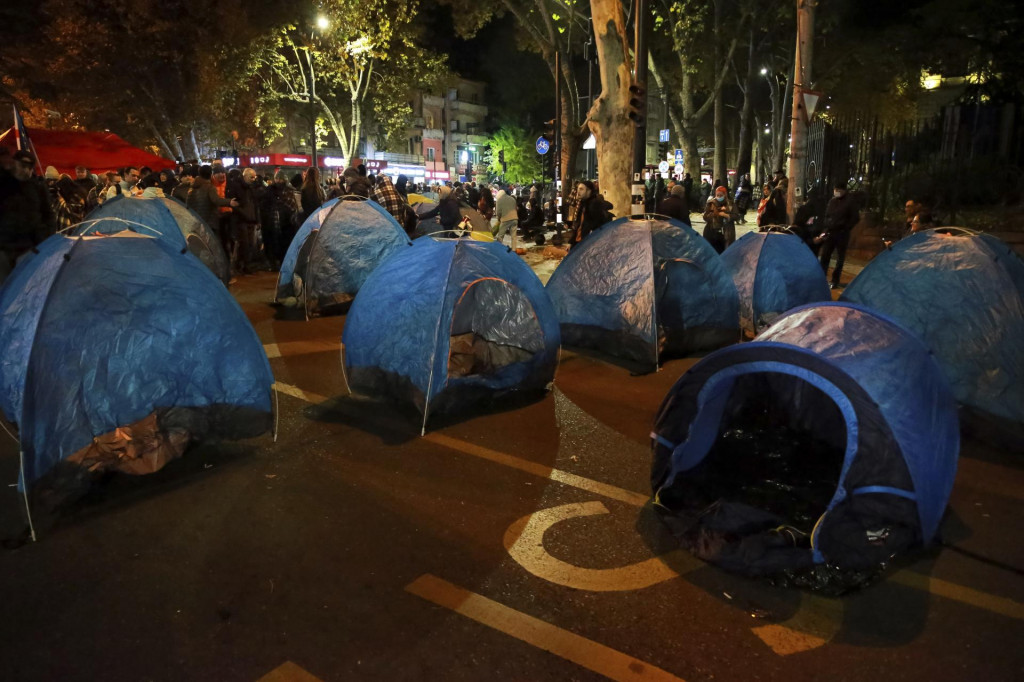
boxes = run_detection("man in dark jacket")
[656,185,691,226]
[187,165,237,241]
[818,181,860,289]
[228,168,261,274]
[1,149,56,282]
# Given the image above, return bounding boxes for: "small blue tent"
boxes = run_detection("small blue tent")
[343,238,560,431]
[841,231,1024,430]
[77,195,229,283]
[0,233,273,491]
[546,217,739,369]
[721,231,831,335]
[651,303,959,584]
[276,198,411,316]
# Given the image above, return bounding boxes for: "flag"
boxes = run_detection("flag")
[12,104,43,175]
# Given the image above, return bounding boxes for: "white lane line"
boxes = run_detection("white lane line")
[406,574,687,682]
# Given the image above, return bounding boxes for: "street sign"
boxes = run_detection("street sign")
[659,129,670,143]
[658,160,669,174]
[536,136,550,155]
[674,164,684,174]
[674,149,683,164]
[802,89,824,121]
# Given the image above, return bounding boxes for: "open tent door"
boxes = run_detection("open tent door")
[448,278,545,378]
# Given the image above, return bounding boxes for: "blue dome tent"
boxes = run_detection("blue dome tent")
[343,238,560,433]
[841,231,1024,434]
[0,233,274,525]
[545,217,739,370]
[77,195,229,284]
[650,303,959,589]
[276,198,411,317]
[721,231,831,336]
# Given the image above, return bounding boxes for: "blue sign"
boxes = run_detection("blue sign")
[659,129,670,143]
[536,136,550,155]
[674,149,684,164]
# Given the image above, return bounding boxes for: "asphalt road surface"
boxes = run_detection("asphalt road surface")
[0,269,1021,682]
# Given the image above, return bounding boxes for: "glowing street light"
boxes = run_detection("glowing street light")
[316,15,330,30]
[760,67,768,76]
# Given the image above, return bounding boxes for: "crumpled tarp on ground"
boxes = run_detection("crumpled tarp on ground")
[546,217,739,368]
[721,231,831,335]
[0,233,274,486]
[78,195,230,284]
[343,239,560,423]
[651,303,959,588]
[841,231,1024,427]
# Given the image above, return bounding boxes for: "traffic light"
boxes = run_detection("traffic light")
[627,82,646,126]
[498,149,505,164]
[658,141,669,161]
[543,119,556,141]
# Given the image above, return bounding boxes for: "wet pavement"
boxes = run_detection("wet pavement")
[0,259,1020,682]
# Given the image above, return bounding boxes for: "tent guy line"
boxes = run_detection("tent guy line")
[269,381,1024,620]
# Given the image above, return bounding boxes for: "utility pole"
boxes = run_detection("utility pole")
[630,0,649,215]
[787,0,814,221]
[555,50,562,215]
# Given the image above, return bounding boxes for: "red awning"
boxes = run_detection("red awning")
[0,126,175,176]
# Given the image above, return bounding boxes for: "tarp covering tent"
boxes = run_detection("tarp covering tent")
[650,303,959,590]
[0,232,273,496]
[545,217,739,369]
[0,126,175,176]
[721,232,831,335]
[276,198,411,316]
[841,231,1024,431]
[75,195,230,284]
[343,238,560,431]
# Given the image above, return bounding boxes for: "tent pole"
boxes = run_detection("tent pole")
[272,385,280,443]
[18,451,36,543]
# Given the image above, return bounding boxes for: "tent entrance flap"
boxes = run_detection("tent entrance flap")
[448,278,544,378]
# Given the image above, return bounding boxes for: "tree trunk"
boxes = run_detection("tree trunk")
[712,0,727,185]
[149,124,178,161]
[190,126,202,162]
[772,63,794,174]
[588,0,634,216]
[734,27,757,189]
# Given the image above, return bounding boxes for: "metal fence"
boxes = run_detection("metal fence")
[803,103,1023,225]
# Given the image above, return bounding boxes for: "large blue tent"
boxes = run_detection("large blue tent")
[651,303,959,584]
[77,195,229,283]
[841,231,1024,430]
[0,233,274,492]
[721,231,831,335]
[343,238,560,431]
[276,198,411,316]
[546,217,739,369]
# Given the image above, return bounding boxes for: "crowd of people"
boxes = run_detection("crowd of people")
[2,142,940,291]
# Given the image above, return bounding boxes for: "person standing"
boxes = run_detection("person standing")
[0,149,56,282]
[370,173,408,225]
[757,177,789,228]
[494,189,518,245]
[699,178,711,207]
[569,181,613,248]
[187,165,237,243]
[228,168,260,274]
[300,166,327,222]
[702,185,733,253]
[817,181,860,289]
[656,185,691,226]
[734,173,753,224]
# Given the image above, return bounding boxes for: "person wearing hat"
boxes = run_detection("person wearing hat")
[818,180,861,289]
[0,149,56,282]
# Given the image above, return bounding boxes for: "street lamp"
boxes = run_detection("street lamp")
[316,15,330,30]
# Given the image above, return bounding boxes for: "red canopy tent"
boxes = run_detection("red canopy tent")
[0,126,175,176]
